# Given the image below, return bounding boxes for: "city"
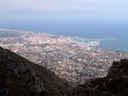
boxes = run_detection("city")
[0,28,128,84]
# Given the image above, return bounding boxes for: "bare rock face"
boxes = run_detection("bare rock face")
[68,59,128,96]
[107,59,128,78]
[0,47,45,96]
[0,47,72,96]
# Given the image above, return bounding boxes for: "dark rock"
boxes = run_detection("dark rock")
[0,47,72,96]
[40,90,49,96]
[0,47,44,96]
[68,59,128,96]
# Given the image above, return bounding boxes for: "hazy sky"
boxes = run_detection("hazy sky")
[0,0,127,10]
[0,0,128,22]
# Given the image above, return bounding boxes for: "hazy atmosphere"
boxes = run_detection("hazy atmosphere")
[1,0,128,21]
[0,0,128,51]
[1,1,128,96]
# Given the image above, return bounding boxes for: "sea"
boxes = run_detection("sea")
[0,20,128,52]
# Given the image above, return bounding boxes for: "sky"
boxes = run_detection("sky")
[0,0,128,52]
[0,0,128,22]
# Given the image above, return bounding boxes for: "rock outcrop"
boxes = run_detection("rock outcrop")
[68,59,128,96]
[0,47,72,96]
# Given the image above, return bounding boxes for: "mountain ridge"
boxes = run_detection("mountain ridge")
[0,47,72,96]
[68,59,128,96]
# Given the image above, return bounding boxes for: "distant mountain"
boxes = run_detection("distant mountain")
[0,47,72,96]
[68,59,128,96]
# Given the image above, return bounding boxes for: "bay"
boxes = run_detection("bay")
[0,20,128,52]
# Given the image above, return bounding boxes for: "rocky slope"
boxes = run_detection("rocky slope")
[0,47,72,96]
[68,59,128,96]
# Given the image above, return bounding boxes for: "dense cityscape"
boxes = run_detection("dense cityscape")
[0,28,128,84]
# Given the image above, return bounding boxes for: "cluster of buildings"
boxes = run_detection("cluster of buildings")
[0,29,128,84]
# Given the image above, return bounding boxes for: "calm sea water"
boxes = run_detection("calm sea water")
[0,20,128,52]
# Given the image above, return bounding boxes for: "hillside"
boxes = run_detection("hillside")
[68,59,128,96]
[0,47,72,96]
